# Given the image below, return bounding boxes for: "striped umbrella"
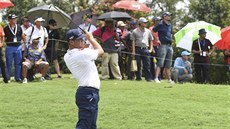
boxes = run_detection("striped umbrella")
[174,21,221,51]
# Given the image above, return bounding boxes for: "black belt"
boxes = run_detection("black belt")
[78,86,99,92]
[136,46,148,49]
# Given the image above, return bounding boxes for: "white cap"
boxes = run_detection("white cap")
[138,17,148,23]
[31,35,40,41]
[34,17,45,22]
[117,21,126,27]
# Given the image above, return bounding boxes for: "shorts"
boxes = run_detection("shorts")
[23,60,49,69]
[156,44,173,68]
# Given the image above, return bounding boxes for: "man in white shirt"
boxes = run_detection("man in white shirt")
[78,14,96,34]
[24,17,48,49]
[64,29,104,129]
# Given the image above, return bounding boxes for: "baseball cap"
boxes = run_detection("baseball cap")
[130,20,137,25]
[181,51,191,56]
[117,21,126,27]
[34,17,45,22]
[8,14,18,19]
[66,29,85,41]
[152,16,161,21]
[162,12,172,17]
[138,17,148,23]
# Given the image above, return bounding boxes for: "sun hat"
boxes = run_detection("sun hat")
[198,28,207,35]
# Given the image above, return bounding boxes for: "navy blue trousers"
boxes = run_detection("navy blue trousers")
[76,87,99,129]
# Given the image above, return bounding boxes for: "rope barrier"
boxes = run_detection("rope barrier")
[2,39,229,68]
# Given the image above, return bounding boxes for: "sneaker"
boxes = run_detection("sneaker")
[41,77,46,82]
[57,75,62,78]
[154,78,161,83]
[22,78,27,84]
[168,79,175,84]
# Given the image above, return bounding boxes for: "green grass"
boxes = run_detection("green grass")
[0,74,230,129]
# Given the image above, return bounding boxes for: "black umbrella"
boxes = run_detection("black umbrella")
[27,4,71,28]
[97,11,131,20]
[69,9,98,29]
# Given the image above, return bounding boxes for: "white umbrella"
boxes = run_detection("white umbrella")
[27,4,71,28]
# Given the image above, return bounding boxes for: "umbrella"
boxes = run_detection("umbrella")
[112,0,151,13]
[0,0,14,9]
[27,4,71,28]
[97,11,131,20]
[174,21,221,51]
[214,26,230,50]
[69,9,98,29]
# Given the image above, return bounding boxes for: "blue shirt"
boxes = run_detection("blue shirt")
[24,45,46,61]
[173,57,192,75]
[153,21,172,45]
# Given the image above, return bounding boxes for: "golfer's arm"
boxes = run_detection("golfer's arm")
[90,37,104,56]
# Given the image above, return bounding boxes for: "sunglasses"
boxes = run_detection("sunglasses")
[52,23,57,26]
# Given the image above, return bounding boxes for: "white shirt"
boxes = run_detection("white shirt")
[64,48,100,89]
[24,25,48,48]
[79,23,96,33]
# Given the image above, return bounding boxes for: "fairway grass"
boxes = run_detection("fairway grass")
[0,74,230,129]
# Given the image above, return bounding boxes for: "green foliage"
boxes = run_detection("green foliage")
[1,76,230,128]
[188,0,229,27]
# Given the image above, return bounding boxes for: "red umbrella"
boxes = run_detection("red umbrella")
[0,0,14,9]
[112,0,151,13]
[215,26,230,50]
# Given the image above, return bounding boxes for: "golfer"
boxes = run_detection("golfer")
[64,29,104,129]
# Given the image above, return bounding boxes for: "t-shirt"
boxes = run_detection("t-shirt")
[131,27,153,47]
[192,38,213,63]
[24,44,46,61]
[24,26,48,48]
[79,23,96,33]
[64,48,100,89]
[46,27,60,49]
[93,27,117,52]
[153,21,172,45]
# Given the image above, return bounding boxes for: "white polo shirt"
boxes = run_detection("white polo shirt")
[79,23,96,33]
[24,26,48,48]
[64,48,100,89]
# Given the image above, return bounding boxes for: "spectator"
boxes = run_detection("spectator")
[24,17,48,50]
[224,50,230,71]
[0,24,8,83]
[45,19,62,78]
[22,35,49,84]
[171,51,193,83]
[116,21,128,79]
[24,17,50,79]
[21,17,32,54]
[4,14,26,82]
[131,17,153,81]
[192,28,215,84]
[64,29,104,129]
[93,18,122,80]
[125,20,138,80]
[153,12,174,83]
[21,17,32,32]
[149,16,161,79]
[79,14,96,33]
